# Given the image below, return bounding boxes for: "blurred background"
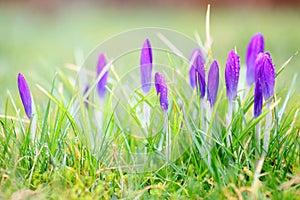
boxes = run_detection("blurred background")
[0,0,300,106]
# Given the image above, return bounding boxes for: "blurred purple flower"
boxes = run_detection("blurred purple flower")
[83,84,90,107]
[155,72,168,111]
[17,73,32,118]
[246,33,264,86]
[189,49,197,89]
[96,53,109,98]
[207,60,219,107]
[254,80,263,118]
[189,49,205,98]
[255,52,275,100]
[140,38,153,94]
[225,50,240,102]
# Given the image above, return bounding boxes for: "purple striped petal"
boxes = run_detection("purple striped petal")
[17,73,32,118]
[254,80,263,118]
[255,52,275,100]
[154,72,168,111]
[225,50,240,102]
[189,49,205,98]
[96,53,109,98]
[140,38,153,94]
[246,33,264,86]
[207,60,219,107]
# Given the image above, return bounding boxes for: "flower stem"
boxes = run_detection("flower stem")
[164,111,170,161]
[226,101,233,147]
[255,122,261,156]
[263,102,272,154]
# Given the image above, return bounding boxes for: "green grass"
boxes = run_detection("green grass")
[0,4,300,199]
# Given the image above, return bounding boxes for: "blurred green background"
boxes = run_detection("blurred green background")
[0,1,300,109]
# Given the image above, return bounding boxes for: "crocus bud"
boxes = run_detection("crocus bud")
[17,73,32,118]
[189,49,197,89]
[96,53,109,98]
[246,33,264,86]
[189,49,205,98]
[207,60,219,107]
[255,52,275,100]
[155,72,168,111]
[140,38,153,94]
[225,50,240,102]
[254,80,263,118]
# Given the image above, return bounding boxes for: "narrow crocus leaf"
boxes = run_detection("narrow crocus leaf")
[255,52,275,100]
[17,73,32,118]
[96,53,109,98]
[246,33,264,86]
[254,80,263,118]
[140,38,153,94]
[225,50,240,102]
[154,72,168,111]
[189,49,205,98]
[207,60,219,107]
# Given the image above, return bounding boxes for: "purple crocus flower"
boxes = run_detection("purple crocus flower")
[207,60,219,107]
[154,72,168,111]
[96,53,109,98]
[140,38,153,94]
[189,49,197,89]
[254,80,263,118]
[255,52,275,100]
[189,49,205,98]
[225,50,240,102]
[246,33,264,86]
[17,73,32,118]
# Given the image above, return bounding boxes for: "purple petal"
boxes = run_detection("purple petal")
[246,33,264,86]
[256,52,275,100]
[254,80,263,118]
[140,38,153,94]
[96,53,109,98]
[189,49,205,98]
[225,50,240,102]
[207,60,219,107]
[154,72,168,111]
[18,73,32,118]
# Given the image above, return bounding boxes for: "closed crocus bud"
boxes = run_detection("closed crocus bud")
[17,73,32,118]
[246,33,264,86]
[254,80,263,118]
[255,52,275,100]
[96,53,109,98]
[155,72,168,111]
[189,49,205,98]
[140,38,153,94]
[207,60,219,107]
[225,50,240,102]
[189,49,197,89]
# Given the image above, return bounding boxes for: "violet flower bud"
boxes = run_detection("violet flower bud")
[96,53,109,98]
[154,72,168,111]
[255,52,275,100]
[189,49,205,98]
[140,38,153,94]
[17,73,32,118]
[246,33,264,86]
[207,60,219,107]
[254,80,263,118]
[225,50,240,102]
[189,49,197,89]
